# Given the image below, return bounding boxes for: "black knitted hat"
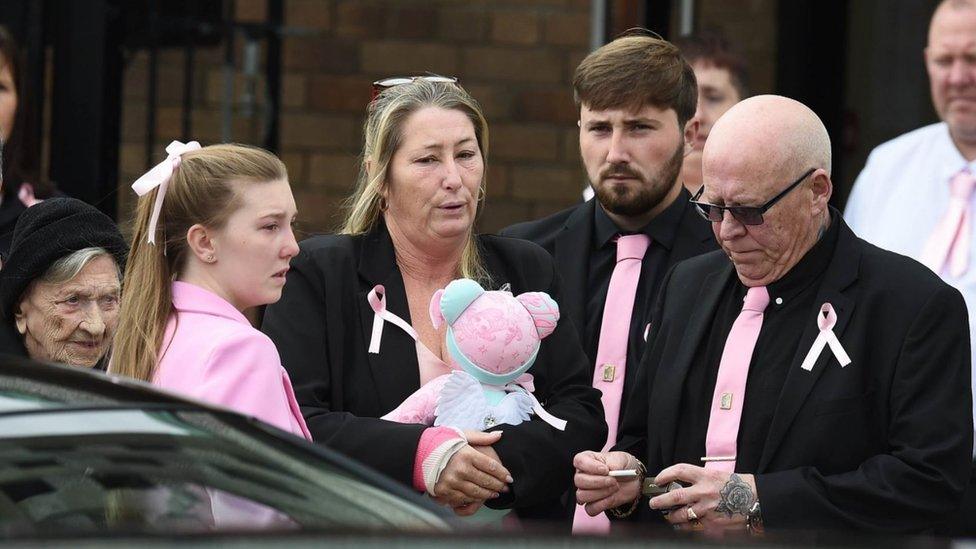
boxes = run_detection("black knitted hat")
[0,198,128,319]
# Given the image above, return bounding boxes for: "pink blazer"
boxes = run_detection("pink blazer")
[152,281,311,440]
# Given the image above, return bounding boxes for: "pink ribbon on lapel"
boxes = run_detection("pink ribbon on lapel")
[800,303,852,372]
[131,140,202,245]
[367,285,419,353]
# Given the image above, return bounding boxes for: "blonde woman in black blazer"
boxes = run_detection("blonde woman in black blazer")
[263,78,605,524]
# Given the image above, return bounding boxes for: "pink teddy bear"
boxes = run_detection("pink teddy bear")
[383,278,566,432]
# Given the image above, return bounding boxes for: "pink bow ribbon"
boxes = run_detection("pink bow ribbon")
[800,303,852,371]
[131,140,202,244]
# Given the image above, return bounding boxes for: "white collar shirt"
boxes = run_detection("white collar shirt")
[845,121,976,454]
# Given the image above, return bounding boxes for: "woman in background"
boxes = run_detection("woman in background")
[0,25,57,256]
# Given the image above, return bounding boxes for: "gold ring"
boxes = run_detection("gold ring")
[686,507,699,521]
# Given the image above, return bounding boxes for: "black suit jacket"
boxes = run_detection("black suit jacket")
[616,218,974,531]
[500,194,717,409]
[261,221,606,518]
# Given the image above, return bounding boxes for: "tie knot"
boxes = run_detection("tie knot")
[615,234,651,262]
[742,286,769,312]
[950,170,976,200]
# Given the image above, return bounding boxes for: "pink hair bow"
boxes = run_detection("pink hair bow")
[131,140,201,244]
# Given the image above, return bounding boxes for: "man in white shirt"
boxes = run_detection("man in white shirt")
[844,0,976,534]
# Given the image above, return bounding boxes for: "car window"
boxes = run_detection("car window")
[0,409,448,535]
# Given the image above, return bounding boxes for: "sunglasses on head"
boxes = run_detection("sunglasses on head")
[690,168,817,226]
[370,75,459,100]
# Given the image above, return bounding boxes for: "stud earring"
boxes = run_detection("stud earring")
[207,254,215,263]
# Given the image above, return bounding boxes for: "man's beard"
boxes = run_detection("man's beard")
[593,140,684,217]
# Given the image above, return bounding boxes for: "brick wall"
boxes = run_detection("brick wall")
[117,0,593,237]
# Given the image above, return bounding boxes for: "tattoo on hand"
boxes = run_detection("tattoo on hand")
[715,473,756,518]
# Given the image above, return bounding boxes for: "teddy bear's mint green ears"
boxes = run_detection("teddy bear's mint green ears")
[428,278,560,386]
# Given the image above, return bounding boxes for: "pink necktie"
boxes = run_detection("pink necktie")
[921,170,976,278]
[573,234,650,534]
[703,286,769,474]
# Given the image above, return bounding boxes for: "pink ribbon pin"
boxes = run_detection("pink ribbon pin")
[131,140,202,244]
[800,303,852,371]
[367,285,419,353]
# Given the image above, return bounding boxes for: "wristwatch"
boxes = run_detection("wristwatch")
[606,459,647,519]
[746,501,764,534]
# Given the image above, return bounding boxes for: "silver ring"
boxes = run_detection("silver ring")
[686,507,699,521]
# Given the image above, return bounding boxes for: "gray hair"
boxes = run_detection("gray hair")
[39,247,121,285]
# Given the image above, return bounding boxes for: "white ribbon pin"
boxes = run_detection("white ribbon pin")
[800,303,852,372]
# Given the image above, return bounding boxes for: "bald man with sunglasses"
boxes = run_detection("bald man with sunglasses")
[574,95,973,534]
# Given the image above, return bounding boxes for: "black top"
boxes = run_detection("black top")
[261,220,606,521]
[500,189,718,426]
[0,315,26,358]
[614,211,973,531]
[0,194,26,259]
[673,213,840,472]
[584,192,685,368]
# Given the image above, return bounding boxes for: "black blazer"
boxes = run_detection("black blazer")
[261,221,606,517]
[616,218,974,531]
[500,194,717,403]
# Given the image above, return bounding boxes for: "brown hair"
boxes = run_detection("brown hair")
[340,78,490,282]
[574,32,698,126]
[110,143,287,382]
[674,32,751,99]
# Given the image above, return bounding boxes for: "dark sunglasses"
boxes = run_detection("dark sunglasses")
[370,75,459,100]
[690,168,817,226]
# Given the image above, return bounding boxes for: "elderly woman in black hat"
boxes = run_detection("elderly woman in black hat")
[0,198,127,368]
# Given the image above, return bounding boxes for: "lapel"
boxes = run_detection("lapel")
[757,220,861,471]
[653,257,735,465]
[553,201,594,342]
[355,221,422,412]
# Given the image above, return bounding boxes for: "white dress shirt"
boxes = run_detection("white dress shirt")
[845,121,976,453]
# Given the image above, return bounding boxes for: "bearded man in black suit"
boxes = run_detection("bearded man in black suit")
[502,33,719,532]
[573,95,973,534]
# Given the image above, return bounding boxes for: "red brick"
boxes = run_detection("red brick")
[361,41,459,76]
[308,152,362,191]
[477,199,533,234]
[491,11,540,45]
[282,73,306,109]
[121,103,146,141]
[463,84,515,121]
[306,75,373,113]
[118,143,145,179]
[236,0,266,22]
[462,47,562,83]
[509,165,582,201]
[283,36,360,73]
[385,6,438,40]
[281,152,307,187]
[517,89,577,123]
[293,189,348,233]
[286,0,331,30]
[491,124,560,161]
[485,164,511,198]
[336,1,386,39]
[565,48,588,83]
[280,113,360,149]
[542,12,590,47]
[438,6,490,42]
[561,126,582,162]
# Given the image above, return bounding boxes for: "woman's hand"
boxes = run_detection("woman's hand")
[432,430,513,509]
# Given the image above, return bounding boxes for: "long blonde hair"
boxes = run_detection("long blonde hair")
[340,79,490,282]
[110,144,287,382]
